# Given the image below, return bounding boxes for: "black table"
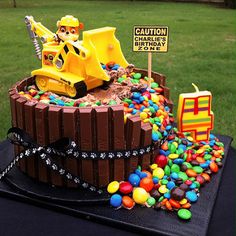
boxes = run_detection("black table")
[0,140,235,236]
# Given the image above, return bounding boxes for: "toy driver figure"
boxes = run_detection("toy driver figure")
[56,15,84,43]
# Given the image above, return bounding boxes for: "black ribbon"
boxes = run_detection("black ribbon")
[1,127,156,194]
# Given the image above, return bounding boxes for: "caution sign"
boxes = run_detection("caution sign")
[133,26,168,52]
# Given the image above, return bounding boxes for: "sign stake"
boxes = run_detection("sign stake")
[148,52,152,79]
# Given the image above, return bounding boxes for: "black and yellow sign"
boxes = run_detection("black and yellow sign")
[133,26,168,52]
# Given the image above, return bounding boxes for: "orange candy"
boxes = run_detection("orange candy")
[201,173,211,182]
[142,170,152,179]
[169,199,181,209]
[122,196,135,209]
[196,157,205,164]
[140,177,154,192]
[165,200,173,211]
[186,169,197,177]
[210,161,219,173]
[182,202,191,209]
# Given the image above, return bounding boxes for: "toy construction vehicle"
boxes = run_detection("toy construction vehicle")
[25,15,129,98]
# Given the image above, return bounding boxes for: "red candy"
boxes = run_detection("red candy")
[119,181,133,194]
[154,155,168,168]
[140,177,154,192]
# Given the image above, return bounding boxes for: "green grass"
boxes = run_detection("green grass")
[0,0,235,146]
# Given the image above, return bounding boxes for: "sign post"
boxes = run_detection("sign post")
[133,26,169,78]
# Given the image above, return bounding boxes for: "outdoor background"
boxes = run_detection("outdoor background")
[0,0,235,146]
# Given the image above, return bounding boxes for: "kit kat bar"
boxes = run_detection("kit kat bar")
[10,94,20,127]
[95,107,109,187]
[35,103,49,183]
[140,123,152,170]
[48,106,64,187]
[24,101,37,178]
[16,97,27,172]
[110,105,125,181]
[63,107,79,188]
[125,116,141,179]
[79,108,94,185]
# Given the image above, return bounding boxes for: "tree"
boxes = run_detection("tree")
[13,0,16,8]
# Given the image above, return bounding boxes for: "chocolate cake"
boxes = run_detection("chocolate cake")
[8,69,173,188]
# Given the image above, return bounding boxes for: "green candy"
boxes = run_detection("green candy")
[182,162,192,169]
[79,102,86,107]
[215,158,221,162]
[161,179,168,185]
[123,98,132,104]
[117,77,125,83]
[149,118,155,124]
[151,82,159,88]
[164,165,171,176]
[177,209,192,220]
[178,171,188,181]
[96,101,101,106]
[108,100,117,105]
[170,144,177,154]
[168,160,173,167]
[171,164,180,173]
[194,181,200,188]
[133,73,142,80]
[147,197,156,206]
[204,154,212,161]
[158,196,164,202]
[38,91,44,95]
[34,95,40,99]
[131,79,139,84]
[192,166,203,174]
[189,177,195,181]
[154,117,161,122]
[149,106,156,114]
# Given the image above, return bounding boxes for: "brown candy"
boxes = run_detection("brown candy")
[170,187,186,201]
[179,183,189,191]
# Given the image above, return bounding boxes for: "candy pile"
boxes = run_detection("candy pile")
[107,128,224,220]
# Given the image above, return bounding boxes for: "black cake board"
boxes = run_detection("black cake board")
[0,134,233,236]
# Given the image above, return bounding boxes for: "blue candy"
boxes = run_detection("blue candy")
[173,158,184,165]
[167,181,176,190]
[186,191,198,202]
[164,192,171,199]
[110,194,122,207]
[152,177,159,184]
[171,172,179,179]
[131,109,137,115]
[129,104,135,108]
[140,172,148,179]
[190,183,197,189]
[132,92,140,99]
[152,132,159,142]
[128,173,140,186]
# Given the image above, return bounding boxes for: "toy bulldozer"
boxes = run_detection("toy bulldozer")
[25,15,129,98]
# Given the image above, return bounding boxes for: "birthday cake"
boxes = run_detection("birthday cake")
[7,15,224,221]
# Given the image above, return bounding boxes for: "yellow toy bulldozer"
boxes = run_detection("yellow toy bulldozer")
[25,16,129,98]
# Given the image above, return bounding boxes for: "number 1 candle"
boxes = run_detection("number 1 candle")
[177,83,214,142]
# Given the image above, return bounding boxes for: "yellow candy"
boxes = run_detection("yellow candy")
[133,187,148,204]
[143,118,150,123]
[196,149,205,154]
[151,94,159,103]
[143,96,149,101]
[158,185,168,194]
[153,167,164,179]
[124,113,131,124]
[187,136,194,142]
[179,198,188,205]
[18,91,24,95]
[107,181,119,194]
[122,74,127,79]
[153,124,159,131]
[168,154,179,160]
[172,141,178,148]
[150,164,158,170]
[203,145,210,149]
[140,112,148,120]
[143,108,150,113]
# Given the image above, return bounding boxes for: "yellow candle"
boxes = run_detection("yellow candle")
[177,84,214,142]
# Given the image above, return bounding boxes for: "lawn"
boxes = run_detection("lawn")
[0,0,235,146]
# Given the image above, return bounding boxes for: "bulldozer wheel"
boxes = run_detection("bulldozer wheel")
[35,76,49,91]
[72,81,87,98]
